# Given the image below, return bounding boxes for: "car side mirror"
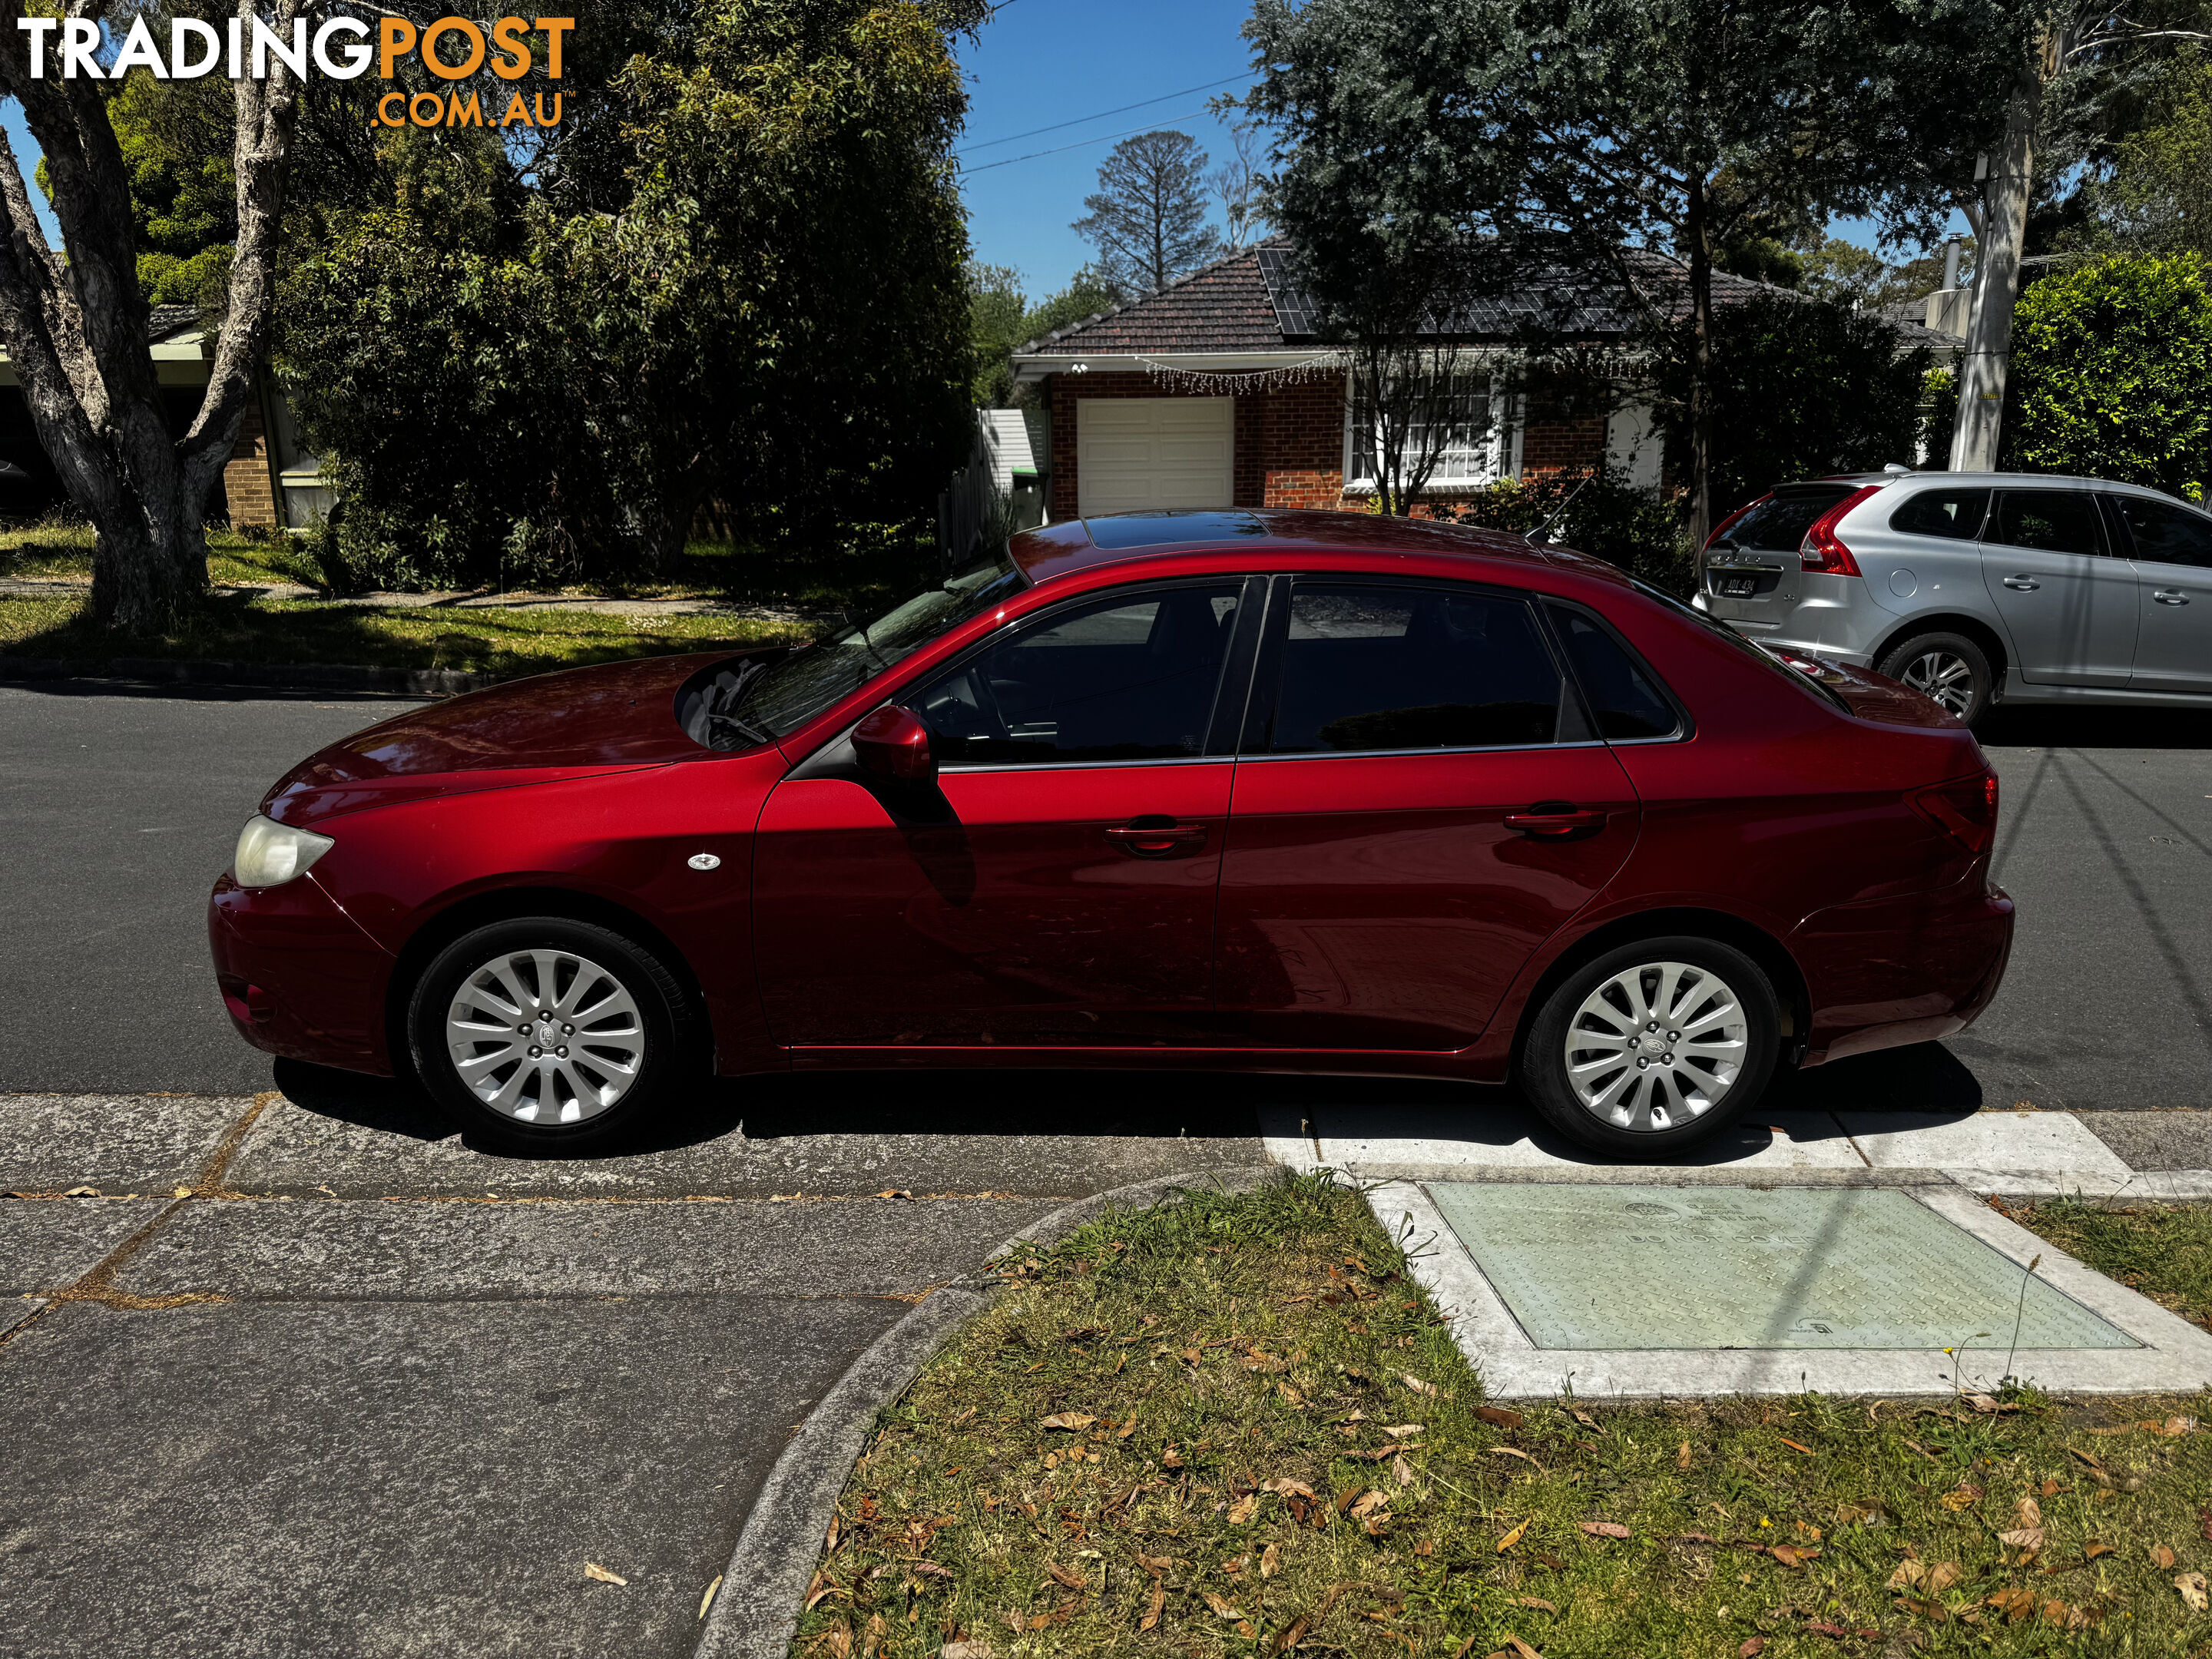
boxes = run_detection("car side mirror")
[851,704,937,785]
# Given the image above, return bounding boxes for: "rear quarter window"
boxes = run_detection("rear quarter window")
[1546,604,1682,740]
[1889,486,1989,540]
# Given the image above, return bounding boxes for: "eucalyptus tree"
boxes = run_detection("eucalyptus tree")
[1244,0,2028,541]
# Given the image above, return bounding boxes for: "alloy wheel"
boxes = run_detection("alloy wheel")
[1563,960,1749,1134]
[1898,649,1975,717]
[443,948,646,1125]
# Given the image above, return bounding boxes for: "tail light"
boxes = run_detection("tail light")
[1704,495,1767,551]
[1800,485,1879,576]
[1911,770,1999,857]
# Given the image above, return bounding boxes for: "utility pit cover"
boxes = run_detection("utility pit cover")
[1426,1184,2135,1352]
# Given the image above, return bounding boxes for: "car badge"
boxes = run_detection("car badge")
[687,853,722,871]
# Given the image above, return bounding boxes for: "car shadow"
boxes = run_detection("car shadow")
[1978,704,2212,750]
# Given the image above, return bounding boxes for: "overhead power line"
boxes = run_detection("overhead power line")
[959,103,1244,174]
[956,75,1252,155]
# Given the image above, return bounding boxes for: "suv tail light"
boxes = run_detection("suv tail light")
[1704,495,1769,551]
[1800,485,1879,576]
[1910,770,1999,857]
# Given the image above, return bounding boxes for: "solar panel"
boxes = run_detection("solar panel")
[1255,247,1323,337]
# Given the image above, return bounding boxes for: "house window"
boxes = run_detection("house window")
[1343,373,1515,491]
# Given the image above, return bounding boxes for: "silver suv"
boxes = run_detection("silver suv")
[1694,470,2212,725]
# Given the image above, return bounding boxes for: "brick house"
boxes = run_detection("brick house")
[0,304,326,531]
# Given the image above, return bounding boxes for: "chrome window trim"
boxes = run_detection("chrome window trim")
[935,738,1614,777]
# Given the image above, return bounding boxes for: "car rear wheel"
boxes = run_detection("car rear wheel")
[1520,936,1780,1157]
[1876,631,1993,726]
[408,917,694,1152]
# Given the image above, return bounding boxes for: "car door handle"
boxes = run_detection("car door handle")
[1504,806,1608,839]
[2154,589,2190,605]
[1105,819,1207,856]
[2002,575,2041,591]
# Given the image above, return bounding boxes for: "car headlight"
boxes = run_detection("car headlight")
[232,815,336,889]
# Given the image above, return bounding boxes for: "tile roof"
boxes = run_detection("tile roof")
[1015,243,1959,357]
[148,304,199,343]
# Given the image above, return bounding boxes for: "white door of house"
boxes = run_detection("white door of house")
[1076,398,1234,517]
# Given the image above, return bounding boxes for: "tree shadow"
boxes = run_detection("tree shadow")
[1979,704,2212,750]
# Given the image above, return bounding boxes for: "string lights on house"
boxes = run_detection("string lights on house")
[1132,354,1342,394]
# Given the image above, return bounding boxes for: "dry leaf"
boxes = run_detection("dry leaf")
[63,1186,98,1197]
[1505,1637,1543,1659]
[2154,1545,2181,1570]
[1136,1553,1174,1576]
[1677,1440,1692,1470]
[1740,1641,1766,1658]
[698,1575,722,1620]
[2085,1541,2114,1560]
[1262,1478,1316,1499]
[584,1562,628,1586]
[1045,1563,1087,1592]
[1490,1447,1543,1469]
[1274,1615,1312,1653]
[1940,1483,1984,1512]
[1777,1436,1814,1455]
[1040,1413,1096,1432]
[1202,1591,1245,1621]
[1141,1580,1165,1631]
[1988,1586,2038,1623]
[1571,1409,1601,1431]
[1349,1489,1391,1518]
[1770,1545,1821,1570]
[1578,1521,1631,1540]
[1928,1561,1963,1593]
[1392,1454,1416,1488]
[1161,1445,1184,1469]
[2178,1571,2210,1614]
[940,1644,995,1659]
[1475,1406,1525,1429]
[1260,1543,1280,1578]
[1512,1596,1558,1612]
[1398,1373,1438,1398]
[1379,1425,1424,1437]
[2017,1497,2043,1528]
[1497,1520,1529,1554]
[1887,1561,1926,1590]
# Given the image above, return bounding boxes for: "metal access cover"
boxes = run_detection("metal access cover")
[1426,1184,2137,1352]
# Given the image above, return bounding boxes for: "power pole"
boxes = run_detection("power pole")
[1948,77,2037,472]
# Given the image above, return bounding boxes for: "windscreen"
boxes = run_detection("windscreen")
[680,548,1026,750]
[1717,485,1856,553]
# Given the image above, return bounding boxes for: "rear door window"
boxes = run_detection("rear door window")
[1719,486,1854,552]
[1263,584,1563,753]
[1889,486,1989,541]
[2111,494,2212,571]
[1547,606,1683,739]
[1988,491,2107,556]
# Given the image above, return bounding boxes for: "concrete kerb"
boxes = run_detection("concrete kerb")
[691,1165,1277,1659]
[0,656,491,697]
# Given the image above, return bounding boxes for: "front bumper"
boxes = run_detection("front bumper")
[208,871,398,1074]
[1790,876,2015,1066]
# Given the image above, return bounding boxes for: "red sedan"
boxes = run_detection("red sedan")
[209,510,2013,1156]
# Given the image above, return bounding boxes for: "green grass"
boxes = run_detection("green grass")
[2011,1199,2212,1333]
[0,590,815,677]
[795,1174,2212,1658]
[1,523,326,589]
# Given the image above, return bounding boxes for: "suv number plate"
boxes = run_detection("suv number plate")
[1716,575,1759,598]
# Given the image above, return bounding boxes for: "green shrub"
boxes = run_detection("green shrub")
[1437,468,1692,594]
[2010,253,2212,500]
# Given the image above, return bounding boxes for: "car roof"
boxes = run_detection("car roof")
[1786,471,2200,502]
[1005,508,1594,588]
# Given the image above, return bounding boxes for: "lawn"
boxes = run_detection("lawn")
[0,591,813,677]
[796,1174,2212,1658]
[2009,1199,2212,1334]
[0,522,326,590]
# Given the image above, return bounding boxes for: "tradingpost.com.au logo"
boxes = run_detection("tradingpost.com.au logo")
[15,15,574,128]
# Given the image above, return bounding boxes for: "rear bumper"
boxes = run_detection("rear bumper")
[207,872,398,1075]
[1790,877,2015,1067]
[1697,573,1886,667]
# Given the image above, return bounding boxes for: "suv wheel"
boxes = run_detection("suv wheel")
[1876,631,1993,725]
[408,917,695,1152]
[1519,936,1780,1157]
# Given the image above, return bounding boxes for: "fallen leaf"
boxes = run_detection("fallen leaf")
[1392,1454,1416,1488]
[1260,1543,1280,1578]
[1940,1483,1983,1512]
[2154,1545,2181,1570]
[1887,1561,1925,1590]
[1489,1447,1542,1469]
[2161,1416,2200,1436]
[1202,1591,1245,1621]
[1349,1489,1391,1518]
[1777,1436,1814,1455]
[2178,1571,2209,1614]
[697,1575,722,1620]
[584,1563,628,1586]
[1677,1440,1693,1470]
[1497,1520,1529,1555]
[2017,1497,2043,1528]
[1262,1478,1316,1499]
[1770,1545,1820,1570]
[1040,1413,1096,1432]
[1577,1521,1630,1540]
[939,1643,995,1659]
[1964,1392,2018,1415]
[1398,1373,1438,1397]
[1378,1425,1424,1437]
[1571,1409,1601,1431]
[1928,1561,1963,1593]
[1739,1641,1766,1658]
[1505,1637,1543,1659]
[1272,1614,1312,1653]
[2086,1541,2114,1560]
[63,1186,98,1197]
[1045,1563,1087,1591]
[1141,1580,1165,1631]
[1475,1406,1525,1429]
[1161,1445,1184,1468]
[1988,1586,2038,1623]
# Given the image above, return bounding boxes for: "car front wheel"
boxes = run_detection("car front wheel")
[1519,936,1780,1157]
[1876,631,1993,726]
[408,917,694,1152]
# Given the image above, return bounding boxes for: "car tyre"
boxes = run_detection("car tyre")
[1876,631,1994,726]
[408,916,697,1154]
[1518,935,1780,1157]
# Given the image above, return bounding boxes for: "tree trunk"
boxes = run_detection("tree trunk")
[88,495,212,634]
[1685,171,1716,548]
[1949,53,2046,471]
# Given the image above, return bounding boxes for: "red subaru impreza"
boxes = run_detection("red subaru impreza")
[209,510,2013,1156]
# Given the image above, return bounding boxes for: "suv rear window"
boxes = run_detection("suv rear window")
[1717,485,1855,553]
[1889,486,1989,541]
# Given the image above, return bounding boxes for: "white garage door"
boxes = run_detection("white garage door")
[1076,398,1234,517]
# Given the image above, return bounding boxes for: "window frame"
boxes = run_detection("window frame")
[1233,573,1621,762]
[1541,595,1696,746]
[1886,484,1992,543]
[2103,489,2212,572]
[894,575,1270,776]
[1985,488,2112,558]
[1339,374,1521,495]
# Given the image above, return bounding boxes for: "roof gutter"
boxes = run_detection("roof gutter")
[1010,350,1334,383]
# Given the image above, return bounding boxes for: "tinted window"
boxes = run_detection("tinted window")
[911,584,1240,764]
[1990,491,2105,555]
[1889,487,1989,541]
[1267,584,1560,753]
[2114,494,2212,571]
[1548,606,1681,739]
[1720,488,1853,552]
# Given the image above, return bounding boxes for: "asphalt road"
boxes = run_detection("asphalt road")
[2,680,2208,1113]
